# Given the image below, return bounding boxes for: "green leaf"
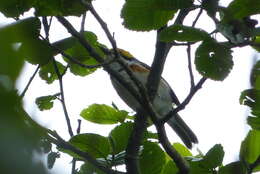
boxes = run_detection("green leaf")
[140,141,166,174]
[247,116,260,130]
[250,60,260,89]
[78,162,105,174]
[218,161,247,174]
[0,17,40,80]
[160,25,210,42]
[161,160,179,174]
[35,94,58,111]
[0,0,33,17]
[69,58,98,76]
[202,0,219,17]
[34,0,88,16]
[154,0,193,10]
[63,31,104,76]
[189,160,212,174]
[121,0,175,31]
[200,144,224,169]
[0,17,41,42]
[80,104,128,124]
[252,36,260,52]
[195,39,233,81]
[47,152,60,169]
[51,35,79,56]
[20,38,53,65]
[39,61,66,84]
[226,0,260,19]
[240,130,260,164]
[69,133,110,158]
[109,122,134,154]
[240,89,260,117]
[0,43,24,81]
[173,143,192,157]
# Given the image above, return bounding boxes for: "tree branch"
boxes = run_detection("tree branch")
[49,131,124,174]
[125,111,148,174]
[187,43,195,88]
[20,65,40,98]
[52,59,74,137]
[156,123,189,174]
[162,77,207,123]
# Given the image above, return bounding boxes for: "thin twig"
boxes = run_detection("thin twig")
[20,65,40,98]
[162,77,207,123]
[192,8,203,27]
[81,1,117,51]
[49,131,124,174]
[187,43,195,88]
[80,13,87,32]
[52,59,74,137]
[71,119,82,174]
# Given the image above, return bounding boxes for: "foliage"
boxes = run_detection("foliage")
[0,0,259,174]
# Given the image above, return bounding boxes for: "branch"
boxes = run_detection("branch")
[80,12,87,32]
[81,1,118,51]
[71,119,82,174]
[125,110,148,174]
[147,26,171,100]
[192,8,203,27]
[156,123,189,174]
[20,65,40,98]
[52,59,74,137]
[162,77,207,123]
[147,8,192,101]
[49,131,124,174]
[187,43,195,88]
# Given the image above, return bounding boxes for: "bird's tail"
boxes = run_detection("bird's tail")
[166,114,198,149]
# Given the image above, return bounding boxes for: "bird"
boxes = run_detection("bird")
[109,49,198,148]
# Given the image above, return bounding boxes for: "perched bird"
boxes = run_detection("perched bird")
[109,49,198,148]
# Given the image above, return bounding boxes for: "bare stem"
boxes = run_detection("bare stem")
[20,65,40,98]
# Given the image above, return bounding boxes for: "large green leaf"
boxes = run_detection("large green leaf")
[80,104,128,124]
[140,141,166,174]
[109,122,134,154]
[0,17,40,42]
[0,17,41,80]
[200,144,224,170]
[226,0,260,19]
[160,25,209,42]
[195,39,233,81]
[173,143,192,157]
[33,0,88,16]
[63,31,104,76]
[0,0,33,17]
[69,133,111,159]
[121,0,175,31]
[247,116,260,130]
[240,130,260,164]
[20,38,53,65]
[218,161,246,174]
[154,0,193,10]
[78,162,105,174]
[161,160,179,174]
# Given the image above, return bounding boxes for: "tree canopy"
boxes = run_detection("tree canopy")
[0,0,260,174]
